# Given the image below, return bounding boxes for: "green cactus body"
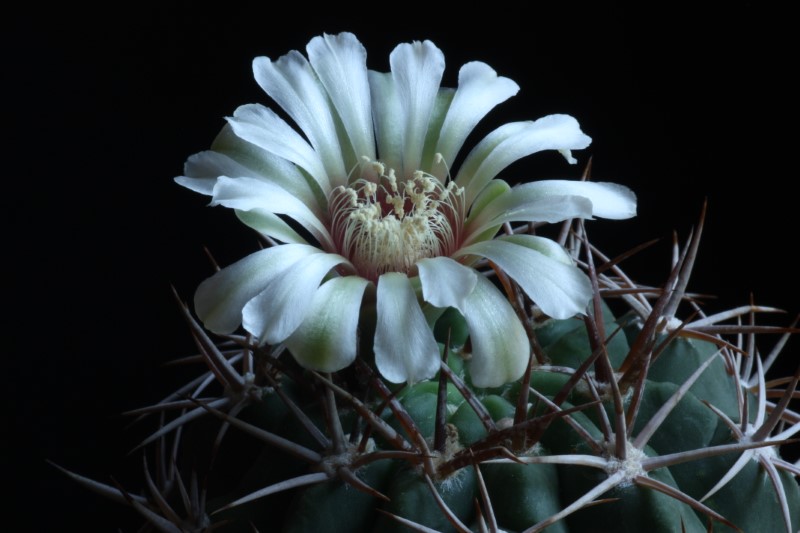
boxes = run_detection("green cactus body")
[67,289,799,533]
[175,307,797,532]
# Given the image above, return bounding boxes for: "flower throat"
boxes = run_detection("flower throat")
[329,157,463,281]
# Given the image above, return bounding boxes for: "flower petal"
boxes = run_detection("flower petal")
[179,123,326,215]
[211,176,334,250]
[417,256,478,314]
[243,252,349,344]
[457,180,521,253]
[227,103,331,196]
[455,236,592,319]
[419,89,455,173]
[464,275,530,388]
[253,51,347,184]
[511,180,637,220]
[368,71,403,173]
[374,272,441,383]
[434,62,519,174]
[463,193,593,245]
[456,115,592,205]
[195,244,320,334]
[235,210,308,245]
[176,149,253,196]
[389,40,445,177]
[498,234,576,264]
[307,33,375,165]
[284,276,369,372]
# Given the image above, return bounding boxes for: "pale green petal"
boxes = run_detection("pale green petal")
[465,178,510,222]
[455,237,592,320]
[389,40,445,177]
[253,51,347,182]
[464,275,530,388]
[374,272,441,383]
[211,176,334,250]
[434,62,519,173]
[227,103,331,195]
[511,180,637,220]
[307,33,375,165]
[456,115,592,205]
[417,256,478,314]
[243,252,349,344]
[195,244,320,334]
[284,276,369,372]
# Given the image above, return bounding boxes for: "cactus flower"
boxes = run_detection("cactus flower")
[176,32,636,387]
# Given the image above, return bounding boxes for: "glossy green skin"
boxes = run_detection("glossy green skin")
[205,307,799,532]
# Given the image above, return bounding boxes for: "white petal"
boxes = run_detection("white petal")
[368,71,403,173]
[176,150,253,196]
[227,103,331,195]
[464,178,510,228]
[374,272,441,383]
[195,244,320,334]
[499,234,576,264]
[211,176,334,250]
[243,252,349,343]
[456,115,592,205]
[463,191,593,245]
[253,51,347,183]
[435,62,519,172]
[454,179,511,250]
[307,33,375,163]
[191,123,325,213]
[390,40,445,177]
[417,257,478,314]
[284,276,369,372]
[464,275,530,388]
[419,89,455,173]
[510,180,637,220]
[455,237,592,319]
[235,210,308,245]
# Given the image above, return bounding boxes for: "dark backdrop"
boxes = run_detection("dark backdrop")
[9,4,797,530]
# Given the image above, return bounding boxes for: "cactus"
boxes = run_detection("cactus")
[57,33,799,532]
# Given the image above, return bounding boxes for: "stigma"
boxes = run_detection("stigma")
[329,156,464,281]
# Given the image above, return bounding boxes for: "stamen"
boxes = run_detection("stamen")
[328,157,465,281]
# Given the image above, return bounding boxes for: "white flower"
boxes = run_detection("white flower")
[176,32,636,387]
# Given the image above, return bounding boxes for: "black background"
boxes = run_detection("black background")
[8,3,797,530]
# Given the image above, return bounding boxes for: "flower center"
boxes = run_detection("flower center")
[329,157,463,281]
